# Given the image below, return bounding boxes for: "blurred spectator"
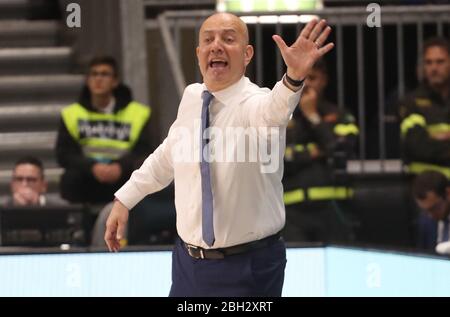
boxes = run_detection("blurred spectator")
[413,171,450,252]
[282,59,359,243]
[4,156,62,207]
[399,37,450,177]
[55,56,155,204]
[90,189,176,247]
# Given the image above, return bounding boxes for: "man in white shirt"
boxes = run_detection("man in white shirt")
[105,12,334,296]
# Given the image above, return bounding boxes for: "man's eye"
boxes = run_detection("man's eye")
[226,37,234,43]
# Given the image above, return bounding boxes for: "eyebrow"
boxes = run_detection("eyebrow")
[201,29,238,36]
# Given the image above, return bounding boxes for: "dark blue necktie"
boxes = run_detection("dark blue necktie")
[443,219,449,242]
[200,90,215,247]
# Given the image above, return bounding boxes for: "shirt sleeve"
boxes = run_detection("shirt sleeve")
[114,84,201,209]
[115,135,174,209]
[242,79,303,127]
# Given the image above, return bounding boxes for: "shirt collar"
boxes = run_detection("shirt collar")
[203,76,247,106]
[95,97,116,114]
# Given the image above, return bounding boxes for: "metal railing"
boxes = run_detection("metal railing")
[147,5,450,173]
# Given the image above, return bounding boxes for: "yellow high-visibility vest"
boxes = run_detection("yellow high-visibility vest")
[61,101,151,162]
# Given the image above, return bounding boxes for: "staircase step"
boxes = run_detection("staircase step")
[0,47,73,75]
[0,131,56,151]
[0,74,83,103]
[0,103,65,132]
[0,131,58,170]
[0,20,59,47]
[0,0,28,20]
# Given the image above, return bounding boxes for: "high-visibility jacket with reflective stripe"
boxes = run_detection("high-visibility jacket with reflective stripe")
[283,98,358,204]
[399,84,450,173]
[284,186,354,205]
[284,99,358,169]
[61,101,151,162]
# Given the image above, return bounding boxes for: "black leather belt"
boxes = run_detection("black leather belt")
[183,232,282,260]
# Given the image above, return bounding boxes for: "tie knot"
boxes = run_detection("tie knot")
[202,90,214,106]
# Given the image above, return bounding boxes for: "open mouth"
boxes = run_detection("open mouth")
[209,60,228,69]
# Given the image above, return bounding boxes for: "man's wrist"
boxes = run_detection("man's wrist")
[285,73,305,87]
[283,74,304,92]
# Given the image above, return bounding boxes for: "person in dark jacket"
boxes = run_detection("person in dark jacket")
[55,56,155,204]
[399,37,450,177]
[283,59,358,243]
[413,171,450,252]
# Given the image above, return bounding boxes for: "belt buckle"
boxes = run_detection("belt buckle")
[187,244,205,259]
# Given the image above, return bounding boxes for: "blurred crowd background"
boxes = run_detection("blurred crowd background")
[0,0,449,255]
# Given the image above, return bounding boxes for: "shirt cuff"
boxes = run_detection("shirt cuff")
[275,79,304,115]
[114,181,145,210]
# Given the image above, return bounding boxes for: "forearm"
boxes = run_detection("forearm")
[246,79,303,127]
[115,138,174,209]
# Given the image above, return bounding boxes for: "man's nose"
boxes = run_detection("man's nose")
[210,38,224,53]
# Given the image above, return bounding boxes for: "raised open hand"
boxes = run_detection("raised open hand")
[272,19,334,81]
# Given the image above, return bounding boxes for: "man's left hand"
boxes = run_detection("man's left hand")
[272,19,334,81]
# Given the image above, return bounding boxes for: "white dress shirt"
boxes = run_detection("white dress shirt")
[436,215,450,254]
[116,76,302,248]
[437,215,450,243]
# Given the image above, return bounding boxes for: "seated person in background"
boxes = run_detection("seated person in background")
[399,37,450,177]
[413,170,450,253]
[4,156,62,207]
[55,56,155,204]
[90,188,176,247]
[1,156,84,246]
[282,59,359,243]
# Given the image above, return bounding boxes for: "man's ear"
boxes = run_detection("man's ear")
[244,45,254,66]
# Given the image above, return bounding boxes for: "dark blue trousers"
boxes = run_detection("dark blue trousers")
[169,237,287,297]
